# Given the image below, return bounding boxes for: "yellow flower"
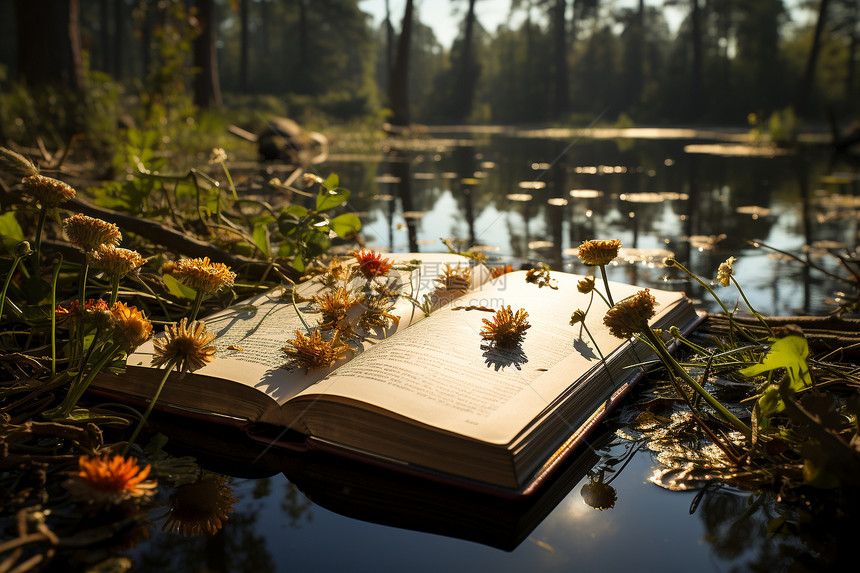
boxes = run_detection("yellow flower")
[21,174,76,207]
[64,454,157,508]
[716,256,736,287]
[577,276,596,294]
[577,239,622,266]
[63,214,122,251]
[151,317,217,373]
[434,263,472,293]
[480,306,531,349]
[162,475,238,536]
[313,287,363,331]
[89,245,146,278]
[110,302,153,350]
[603,289,657,339]
[282,330,346,371]
[169,257,236,294]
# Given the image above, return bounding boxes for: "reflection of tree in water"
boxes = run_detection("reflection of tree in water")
[693,486,858,571]
[282,482,314,528]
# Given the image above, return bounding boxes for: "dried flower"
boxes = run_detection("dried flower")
[716,256,736,287]
[577,276,596,294]
[151,317,217,373]
[490,265,514,279]
[313,287,363,331]
[63,214,122,251]
[603,289,657,339]
[110,302,153,350]
[353,249,393,279]
[163,475,238,536]
[169,257,236,294]
[580,479,617,510]
[64,454,157,508]
[525,263,558,289]
[577,239,622,266]
[569,309,587,326]
[434,263,472,293]
[319,258,349,287]
[21,174,76,207]
[283,330,346,371]
[208,147,227,164]
[89,245,146,278]
[480,306,531,349]
[358,294,400,330]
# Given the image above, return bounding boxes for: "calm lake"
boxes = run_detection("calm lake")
[128,128,857,571]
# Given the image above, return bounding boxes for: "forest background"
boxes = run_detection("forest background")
[0,0,854,144]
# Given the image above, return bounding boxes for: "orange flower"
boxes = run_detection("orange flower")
[110,301,153,350]
[313,287,363,331]
[64,454,157,508]
[55,298,112,329]
[480,306,531,349]
[490,265,514,279]
[603,289,657,339]
[353,249,393,279]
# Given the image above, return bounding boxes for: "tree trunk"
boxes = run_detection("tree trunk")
[796,0,832,117]
[553,0,569,117]
[113,0,124,78]
[689,0,704,120]
[15,0,84,91]
[239,0,249,91]
[388,0,414,126]
[456,0,478,122]
[297,0,310,92]
[192,0,223,109]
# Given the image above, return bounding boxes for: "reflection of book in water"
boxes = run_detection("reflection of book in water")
[93,252,703,496]
[150,411,613,551]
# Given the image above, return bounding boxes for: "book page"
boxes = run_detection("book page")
[126,253,491,405]
[294,272,688,445]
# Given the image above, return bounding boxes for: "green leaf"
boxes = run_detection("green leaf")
[757,384,785,417]
[739,335,811,392]
[323,173,339,191]
[330,213,361,238]
[0,211,24,253]
[290,253,305,272]
[163,273,197,300]
[315,187,350,211]
[252,223,271,258]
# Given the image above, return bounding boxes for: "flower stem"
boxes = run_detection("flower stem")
[598,265,614,306]
[109,276,120,306]
[670,260,758,343]
[188,291,204,322]
[731,276,774,336]
[51,340,122,418]
[31,207,47,277]
[50,253,63,376]
[0,255,24,321]
[122,360,177,455]
[642,327,752,439]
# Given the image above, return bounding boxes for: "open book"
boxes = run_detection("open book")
[92,253,702,496]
